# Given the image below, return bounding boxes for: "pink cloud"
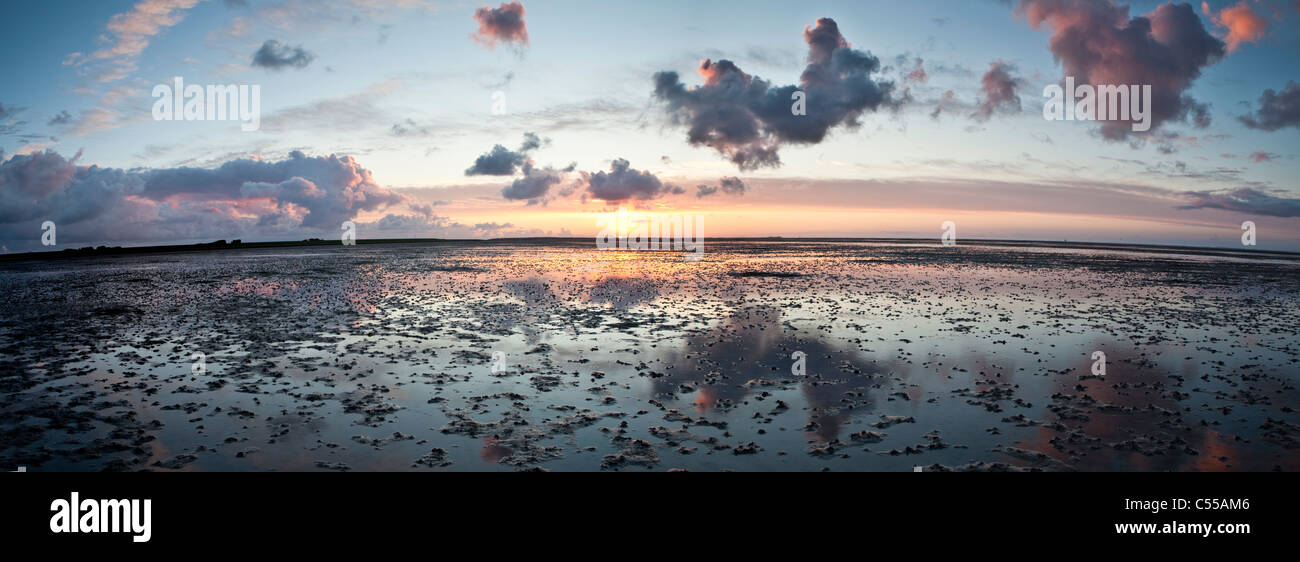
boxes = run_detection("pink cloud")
[1203,1,1268,52]
[471,2,529,49]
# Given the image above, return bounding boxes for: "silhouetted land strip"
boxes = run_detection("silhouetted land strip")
[2,236,1297,263]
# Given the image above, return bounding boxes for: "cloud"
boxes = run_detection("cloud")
[517,131,542,151]
[929,90,960,119]
[1178,187,1300,217]
[389,118,432,137]
[502,163,570,203]
[471,2,529,49]
[362,213,465,238]
[973,61,1024,121]
[695,176,749,198]
[146,151,408,228]
[360,214,532,239]
[47,111,73,127]
[407,200,447,218]
[0,150,414,247]
[905,58,928,84]
[1248,151,1276,163]
[64,108,125,138]
[68,0,202,83]
[1238,81,1300,131]
[581,158,675,202]
[1016,0,1225,139]
[720,176,748,195]
[474,221,514,233]
[1202,1,1267,53]
[652,17,894,170]
[467,133,574,204]
[259,78,400,133]
[0,104,25,137]
[251,39,317,70]
[465,132,543,176]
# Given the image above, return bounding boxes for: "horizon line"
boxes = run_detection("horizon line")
[3,236,1296,263]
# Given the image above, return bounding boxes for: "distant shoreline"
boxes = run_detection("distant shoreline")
[2,236,1297,264]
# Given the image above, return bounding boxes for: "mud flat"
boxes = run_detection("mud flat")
[0,240,1297,471]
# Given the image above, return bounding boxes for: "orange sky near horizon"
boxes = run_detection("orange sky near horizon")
[357,204,1291,248]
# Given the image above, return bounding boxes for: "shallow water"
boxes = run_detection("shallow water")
[1,240,1298,471]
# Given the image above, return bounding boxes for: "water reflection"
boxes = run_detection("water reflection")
[651,306,890,443]
[1,241,1295,472]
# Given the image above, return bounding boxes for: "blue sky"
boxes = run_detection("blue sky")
[1,0,1298,250]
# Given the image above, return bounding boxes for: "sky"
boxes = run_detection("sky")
[1,0,1298,251]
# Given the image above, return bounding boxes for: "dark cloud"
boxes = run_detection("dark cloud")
[581,158,674,202]
[652,17,894,171]
[468,132,572,204]
[390,119,432,137]
[471,2,529,49]
[251,39,316,70]
[1017,0,1225,139]
[0,103,25,136]
[1238,81,1300,131]
[0,150,410,247]
[518,131,542,151]
[696,176,749,198]
[465,132,542,176]
[1178,187,1300,217]
[47,110,73,127]
[145,151,407,228]
[501,162,571,203]
[719,176,748,195]
[408,200,447,218]
[928,62,974,78]
[973,61,1023,121]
